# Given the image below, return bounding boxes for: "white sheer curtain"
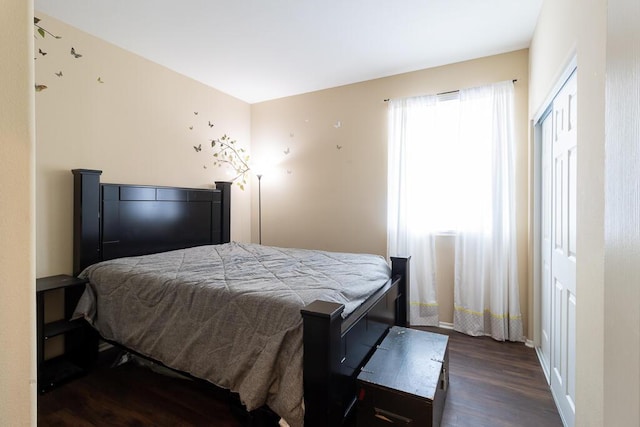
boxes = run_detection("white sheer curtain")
[387,81,522,340]
[453,81,522,342]
[387,96,439,326]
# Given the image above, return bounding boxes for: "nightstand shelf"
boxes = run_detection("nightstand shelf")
[43,318,85,340]
[36,274,97,393]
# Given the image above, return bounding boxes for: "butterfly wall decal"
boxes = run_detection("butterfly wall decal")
[336,145,343,150]
[97,77,104,83]
[208,121,214,128]
[284,147,290,155]
[55,71,63,77]
[189,126,193,130]
[70,47,82,58]
[35,84,47,92]
[38,48,47,56]
[193,144,202,152]
[194,112,198,115]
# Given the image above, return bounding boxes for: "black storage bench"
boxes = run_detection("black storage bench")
[356,326,449,427]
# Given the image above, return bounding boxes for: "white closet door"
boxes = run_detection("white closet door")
[550,70,577,427]
[539,110,553,379]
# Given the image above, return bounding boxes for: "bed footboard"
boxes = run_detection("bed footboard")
[300,256,410,427]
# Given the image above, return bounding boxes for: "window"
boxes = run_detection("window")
[388,84,511,234]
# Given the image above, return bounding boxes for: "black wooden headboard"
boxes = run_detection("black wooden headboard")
[72,169,231,276]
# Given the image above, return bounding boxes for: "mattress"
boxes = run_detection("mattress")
[74,241,391,427]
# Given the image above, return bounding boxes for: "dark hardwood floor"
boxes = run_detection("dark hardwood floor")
[38,328,563,426]
[419,327,563,427]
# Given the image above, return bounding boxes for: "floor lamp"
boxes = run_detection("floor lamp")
[256,174,262,244]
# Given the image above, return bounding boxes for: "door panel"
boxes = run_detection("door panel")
[568,146,577,258]
[554,157,564,252]
[552,278,563,384]
[567,291,577,412]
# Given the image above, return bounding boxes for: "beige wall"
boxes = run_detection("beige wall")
[605,0,640,424]
[529,0,607,425]
[35,13,252,280]
[34,14,252,358]
[251,50,531,334]
[0,1,37,424]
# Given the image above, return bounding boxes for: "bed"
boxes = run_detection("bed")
[71,169,410,427]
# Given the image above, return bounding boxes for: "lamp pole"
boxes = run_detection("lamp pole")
[256,174,262,244]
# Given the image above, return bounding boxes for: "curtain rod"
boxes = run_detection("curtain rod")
[383,79,518,102]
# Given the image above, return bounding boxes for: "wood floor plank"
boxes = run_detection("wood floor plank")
[38,328,563,426]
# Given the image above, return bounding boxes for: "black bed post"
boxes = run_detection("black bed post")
[391,256,411,327]
[72,169,103,276]
[300,300,344,427]
[215,181,231,243]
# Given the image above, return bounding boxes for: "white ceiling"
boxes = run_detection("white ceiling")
[34,0,542,104]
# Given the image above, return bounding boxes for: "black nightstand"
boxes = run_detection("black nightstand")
[36,274,96,393]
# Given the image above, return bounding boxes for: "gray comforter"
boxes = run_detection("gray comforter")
[75,242,391,427]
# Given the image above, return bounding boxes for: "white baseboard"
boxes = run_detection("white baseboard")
[534,346,551,384]
[432,323,536,348]
[438,321,454,330]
